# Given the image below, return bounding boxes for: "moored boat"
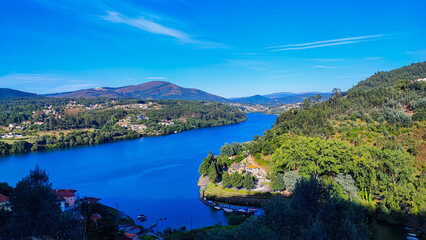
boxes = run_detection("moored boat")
[223,208,233,213]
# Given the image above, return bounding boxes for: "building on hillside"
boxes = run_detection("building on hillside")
[117,121,129,128]
[228,162,243,174]
[0,193,10,211]
[34,121,43,125]
[130,124,147,131]
[53,189,77,210]
[245,164,267,178]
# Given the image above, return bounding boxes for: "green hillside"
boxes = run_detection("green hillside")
[351,61,426,91]
[196,62,426,238]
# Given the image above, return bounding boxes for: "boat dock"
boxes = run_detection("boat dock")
[199,198,257,215]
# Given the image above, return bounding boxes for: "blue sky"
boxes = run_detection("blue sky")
[0,0,425,98]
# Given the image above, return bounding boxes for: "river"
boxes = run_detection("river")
[0,113,420,239]
[0,113,276,231]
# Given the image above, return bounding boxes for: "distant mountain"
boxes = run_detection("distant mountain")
[46,81,228,102]
[351,61,426,91]
[263,91,326,99]
[0,88,40,99]
[230,95,276,105]
[231,92,331,105]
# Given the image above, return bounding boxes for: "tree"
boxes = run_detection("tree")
[243,173,254,189]
[220,143,233,156]
[0,182,13,196]
[208,163,219,183]
[283,171,301,192]
[271,173,285,191]
[335,173,359,200]
[231,173,243,188]
[3,165,81,239]
[222,172,232,188]
[199,151,214,176]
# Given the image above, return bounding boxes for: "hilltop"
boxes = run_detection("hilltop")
[0,88,40,99]
[45,81,228,102]
[231,92,331,105]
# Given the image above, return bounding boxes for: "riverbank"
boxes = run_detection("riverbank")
[0,115,247,158]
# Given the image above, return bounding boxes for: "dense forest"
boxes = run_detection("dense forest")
[0,98,246,156]
[194,62,426,239]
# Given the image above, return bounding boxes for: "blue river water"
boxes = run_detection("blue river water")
[0,113,277,231]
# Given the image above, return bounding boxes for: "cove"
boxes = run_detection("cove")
[0,113,277,230]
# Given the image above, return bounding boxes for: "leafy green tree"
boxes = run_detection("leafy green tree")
[271,173,285,191]
[283,171,301,192]
[4,165,81,239]
[0,182,13,196]
[220,143,233,156]
[335,173,359,200]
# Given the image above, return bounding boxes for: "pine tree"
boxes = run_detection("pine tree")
[231,173,243,188]
[222,172,232,188]
[243,173,254,189]
[208,163,218,183]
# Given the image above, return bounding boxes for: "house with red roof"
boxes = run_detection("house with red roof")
[53,189,77,210]
[0,193,10,210]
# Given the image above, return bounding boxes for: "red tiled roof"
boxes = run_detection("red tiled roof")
[0,193,9,203]
[55,189,77,198]
[86,197,101,203]
[124,233,137,238]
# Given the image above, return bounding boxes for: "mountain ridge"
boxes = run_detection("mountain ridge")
[45,81,228,102]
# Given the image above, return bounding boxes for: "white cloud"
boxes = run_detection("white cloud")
[0,73,100,94]
[365,57,382,60]
[146,77,168,80]
[314,65,337,69]
[52,83,98,92]
[267,34,384,51]
[101,11,224,48]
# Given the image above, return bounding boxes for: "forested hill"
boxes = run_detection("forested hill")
[0,88,40,99]
[270,62,425,223]
[46,81,228,102]
[351,61,426,91]
[203,62,425,234]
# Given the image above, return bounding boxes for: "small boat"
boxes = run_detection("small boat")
[207,200,215,206]
[137,215,147,219]
[223,208,233,213]
[149,223,156,229]
[139,218,147,222]
[248,208,258,213]
[214,206,222,211]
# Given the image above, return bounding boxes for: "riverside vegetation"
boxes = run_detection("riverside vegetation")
[0,98,246,156]
[190,62,426,239]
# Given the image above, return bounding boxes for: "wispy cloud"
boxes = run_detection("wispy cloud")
[267,34,384,51]
[226,59,267,71]
[52,83,98,92]
[365,57,382,60]
[309,58,345,62]
[314,65,337,69]
[101,11,224,48]
[0,73,100,94]
[269,74,302,79]
[146,77,168,80]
